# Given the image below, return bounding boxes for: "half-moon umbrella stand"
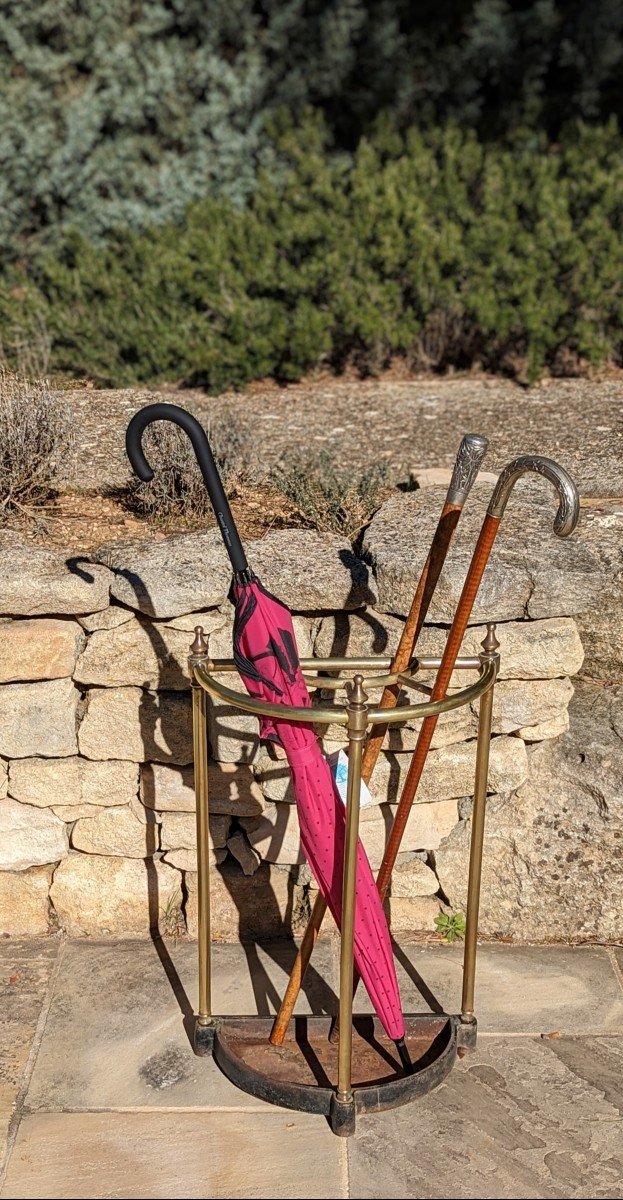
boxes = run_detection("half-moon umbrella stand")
[188,632,500,1137]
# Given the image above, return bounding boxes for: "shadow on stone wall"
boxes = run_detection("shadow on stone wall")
[69,553,338,1035]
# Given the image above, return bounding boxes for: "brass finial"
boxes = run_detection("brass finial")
[189,625,209,657]
[346,673,369,740]
[481,622,500,656]
[347,673,368,707]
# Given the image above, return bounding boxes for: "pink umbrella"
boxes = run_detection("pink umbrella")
[234,578,407,1048]
[126,403,409,1069]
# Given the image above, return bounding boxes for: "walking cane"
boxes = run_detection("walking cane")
[361,433,488,778]
[272,454,579,1046]
[372,454,579,906]
[270,432,489,1047]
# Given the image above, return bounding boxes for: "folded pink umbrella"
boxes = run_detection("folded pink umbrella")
[234,578,407,1048]
[126,403,409,1066]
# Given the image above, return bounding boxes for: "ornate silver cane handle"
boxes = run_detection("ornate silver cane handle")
[446,433,489,507]
[487,455,580,536]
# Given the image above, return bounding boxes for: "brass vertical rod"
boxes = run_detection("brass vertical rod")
[337,675,367,1103]
[461,626,499,1022]
[190,629,212,1027]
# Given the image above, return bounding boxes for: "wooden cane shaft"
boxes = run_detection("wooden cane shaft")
[360,504,461,784]
[269,893,327,1045]
[336,515,502,1021]
[270,504,479,1048]
[375,514,501,900]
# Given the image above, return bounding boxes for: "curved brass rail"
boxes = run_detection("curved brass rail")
[191,656,498,727]
[204,654,481,675]
[301,655,481,691]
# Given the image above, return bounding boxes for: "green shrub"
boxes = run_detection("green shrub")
[1,120,622,386]
[2,3,622,257]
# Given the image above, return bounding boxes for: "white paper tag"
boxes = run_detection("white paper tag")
[327,749,375,808]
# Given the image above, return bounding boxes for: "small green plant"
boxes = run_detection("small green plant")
[434,911,466,943]
[0,367,73,523]
[272,449,388,539]
[159,889,185,938]
[124,408,256,526]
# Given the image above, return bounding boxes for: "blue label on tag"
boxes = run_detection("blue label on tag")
[327,749,374,808]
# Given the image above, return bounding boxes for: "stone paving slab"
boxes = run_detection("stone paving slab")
[24,939,337,1113]
[355,943,623,1036]
[347,1035,623,1200]
[0,1110,347,1199]
[0,939,59,1169]
[0,941,58,963]
[4,939,623,1198]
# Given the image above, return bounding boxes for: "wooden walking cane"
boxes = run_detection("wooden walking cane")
[273,455,579,1047]
[373,455,579,905]
[269,432,489,1047]
[333,454,579,1037]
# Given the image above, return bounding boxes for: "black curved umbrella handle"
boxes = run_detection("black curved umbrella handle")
[125,403,249,576]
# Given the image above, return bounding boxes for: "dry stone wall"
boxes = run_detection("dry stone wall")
[0,480,620,942]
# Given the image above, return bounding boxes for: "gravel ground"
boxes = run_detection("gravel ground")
[60,376,623,499]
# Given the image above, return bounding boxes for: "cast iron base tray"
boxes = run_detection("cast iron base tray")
[195,1013,475,1136]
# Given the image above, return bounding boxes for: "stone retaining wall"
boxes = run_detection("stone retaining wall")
[0,479,621,942]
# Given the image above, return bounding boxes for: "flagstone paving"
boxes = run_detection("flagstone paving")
[1,937,623,1199]
[0,940,59,1169]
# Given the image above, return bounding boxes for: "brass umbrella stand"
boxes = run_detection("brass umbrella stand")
[188,627,500,1137]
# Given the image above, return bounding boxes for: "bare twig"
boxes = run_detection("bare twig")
[0,367,74,525]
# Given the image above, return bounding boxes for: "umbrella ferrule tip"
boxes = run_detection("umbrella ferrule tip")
[394,1037,413,1076]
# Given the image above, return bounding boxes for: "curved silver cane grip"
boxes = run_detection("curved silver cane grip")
[446,433,489,507]
[487,455,580,536]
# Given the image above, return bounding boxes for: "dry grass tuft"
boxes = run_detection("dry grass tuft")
[124,409,257,526]
[0,368,73,523]
[271,449,389,539]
